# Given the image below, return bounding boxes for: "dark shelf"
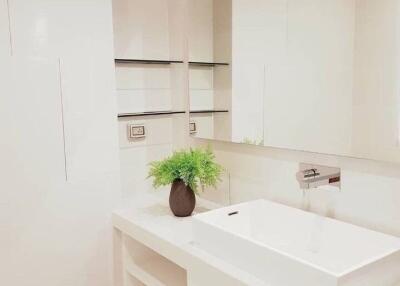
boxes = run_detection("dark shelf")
[190,110,229,114]
[115,59,184,65]
[118,111,186,118]
[189,61,229,67]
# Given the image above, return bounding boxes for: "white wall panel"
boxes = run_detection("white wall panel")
[190,115,214,140]
[0,0,11,55]
[190,90,214,110]
[0,57,68,286]
[9,0,116,58]
[190,67,214,110]
[0,57,65,187]
[59,56,120,180]
[170,64,187,111]
[167,0,186,60]
[189,68,214,89]
[1,1,121,286]
[8,0,120,179]
[232,62,264,143]
[119,117,174,149]
[119,144,172,201]
[112,0,185,60]
[113,0,170,59]
[232,0,354,154]
[115,65,171,89]
[115,64,173,113]
[188,0,214,61]
[117,89,172,114]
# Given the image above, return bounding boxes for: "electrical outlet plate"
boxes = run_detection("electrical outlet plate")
[128,124,146,139]
[189,121,197,134]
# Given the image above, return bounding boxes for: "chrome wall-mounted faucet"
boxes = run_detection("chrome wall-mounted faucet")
[296,163,341,190]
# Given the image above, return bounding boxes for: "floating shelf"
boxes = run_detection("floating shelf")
[190,110,229,114]
[189,61,229,67]
[118,111,186,118]
[125,257,186,286]
[115,59,184,65]
[122,234,187,286]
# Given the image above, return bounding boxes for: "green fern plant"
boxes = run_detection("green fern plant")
[148,147,223,194]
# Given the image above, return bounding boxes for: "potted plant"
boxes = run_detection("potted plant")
[148,147,223,217]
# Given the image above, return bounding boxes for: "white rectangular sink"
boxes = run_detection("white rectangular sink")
[193,200,400,286]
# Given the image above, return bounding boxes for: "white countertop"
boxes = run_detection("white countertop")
[112,192,268,286]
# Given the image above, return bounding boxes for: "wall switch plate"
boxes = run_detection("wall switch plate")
[190,122,197,134]
[128,124,146,139]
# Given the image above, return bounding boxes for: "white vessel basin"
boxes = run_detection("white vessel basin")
[193,200,400,286]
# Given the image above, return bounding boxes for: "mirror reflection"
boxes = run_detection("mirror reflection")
[189,0,400,163]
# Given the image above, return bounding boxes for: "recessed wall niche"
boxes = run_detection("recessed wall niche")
[112,0,187,196]
[188,0,232,142]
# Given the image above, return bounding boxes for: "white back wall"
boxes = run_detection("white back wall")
[188,0,214,62]
[193,138,400,238]
[0,0,11,55]
[0,1,121,286]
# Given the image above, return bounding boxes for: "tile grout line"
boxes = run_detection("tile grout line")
[58,59,68,181]
[6,0,13,55]
[228,172,232,205]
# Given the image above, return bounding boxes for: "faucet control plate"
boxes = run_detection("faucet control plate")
[297,163,341,190]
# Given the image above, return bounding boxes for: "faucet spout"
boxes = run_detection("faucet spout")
[296,163,341,190]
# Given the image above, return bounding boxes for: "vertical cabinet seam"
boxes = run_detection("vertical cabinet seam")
[58,59,69,181]
[6,0,13,55]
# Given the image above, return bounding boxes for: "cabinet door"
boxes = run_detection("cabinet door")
[0,57,66,185]
[0,0,11,55]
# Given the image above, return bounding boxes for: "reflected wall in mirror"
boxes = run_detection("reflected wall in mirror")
[189,0,400,163]
[188,0,232,141]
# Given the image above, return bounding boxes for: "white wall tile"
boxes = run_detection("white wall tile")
[332,170,400,235]
[115,65,171,90]
[119,144,172,202]
[117,89,172,114]
[167,0,186,60]
[188,0,214,61]
[190,90,214,111]
[119,117,174,148]
[113,0,170,60]
[0,0,11,56]
[170,64,187,110]
[189,67,214,89]
[201,171,231,206]
[190,115,214,140]
[192,139,400,238]
[189,67,215,108]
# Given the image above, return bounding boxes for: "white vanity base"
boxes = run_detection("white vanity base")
[112,192,266,286]
[113,193,400,286]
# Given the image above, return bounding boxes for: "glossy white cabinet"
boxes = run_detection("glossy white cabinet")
[7,0,120,180]
[0,57,66,184]
[0,1,121,286]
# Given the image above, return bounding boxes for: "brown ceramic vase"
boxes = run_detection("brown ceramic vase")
[169,179,196,217]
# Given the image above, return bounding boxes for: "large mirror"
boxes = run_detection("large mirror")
[189,0,400,163]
